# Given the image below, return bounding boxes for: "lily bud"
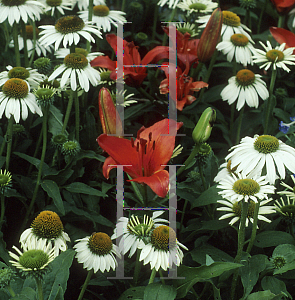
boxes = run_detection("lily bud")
[99,87,123,136]
[197,8,223,63]
[192,107,216,144]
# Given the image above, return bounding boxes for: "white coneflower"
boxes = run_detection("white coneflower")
[74,232,120,273]
[20,211,70,257]
[39,15,102,51]
[252,41,295,72]
[220,69,269,110]
[226,135,295,184]
[138,225,188,271]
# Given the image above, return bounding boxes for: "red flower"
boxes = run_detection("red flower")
[163,26,199,69]
[91,34,169,87]
[270,27,295,52]
[97,119,183,198]
[270,0,295,13]
[159,63,208,111]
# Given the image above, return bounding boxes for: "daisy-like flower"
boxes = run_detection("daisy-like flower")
[9,239,55,277]
[252,41,295,72]
[39,0,72,16]
[220,69,269,111]
[0,0,44,26]
[0,65,45,89]
[9,25,54,58]
[111,211,168,258]
[197,10,252,41]
[74,232,120,273]
[217,197,275,227]
[177,0,218,15]
[55,47,103,62]
[217,173,275,203]
[176,22,199,37]
[158,0,179,8]
[138,225,188,271]
[20,211,70,257]
[38,15,102,51]
[214,160,239,182]
[78,5,126,33]
[274,196,295,223]
[217,33,255,66]
[0,78,42,123]
[278,175,295,200]
[110,89,137,107]
[226,135,295,184]
[0,169,12,193]
[73,0,105,11]
[48,53,101,92]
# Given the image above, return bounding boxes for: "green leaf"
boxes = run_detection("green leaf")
[254,231,295,248]
[190,244,234,265]
[143,284,177,300]
[246,290,279,300]
[41,180,65,216]
[13,152,54,176]
[64,182,106,197]
[43,249,75,300]
[118,286,145,300]
[48,105,64,136]
[240,254,267,299]
[191,185,220,207]
[0,232,10,265]
[261,276,292,298]
[11,287,36,300]
[176,262,242,298]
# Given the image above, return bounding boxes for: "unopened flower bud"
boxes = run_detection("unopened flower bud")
[192,107,216,144]
[197,8,223,63]
[99,87,123,136]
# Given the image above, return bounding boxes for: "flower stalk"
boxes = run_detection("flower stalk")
[246,200,260,253]
[148,268,157,284]
[231,200,248,300]
[264,68,277,134]
[77,269,93,300]
[36,277,44,300]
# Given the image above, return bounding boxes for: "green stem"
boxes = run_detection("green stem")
[198,160,207,191]
[35,277,44,300]
[198,50,218,101]
[13,23,21,67]
[77,269,93,300]
[87,0,93,52]
[29,21,37,67]
[246,200,260,254]
[138,87,154,102]
[74,90,80,142]
[21,20,29,67]
[277,15,285,28]
[121,0,126,11]
[151,4,158,41]
[177,143,201,176]
[133,250,141,286]
[159,269,165,285]
[61,92,74,134]
[231,200,248,300]
[264,68,277,134]
[180,199,188,232]
[0,193,5,231]
[28,130,43,175]
[7,284,16,297]
[235,105,244,144]
[22,107,49,229]
[5,117,14,170]
[148,268,157,284]
[257,0,267,34]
